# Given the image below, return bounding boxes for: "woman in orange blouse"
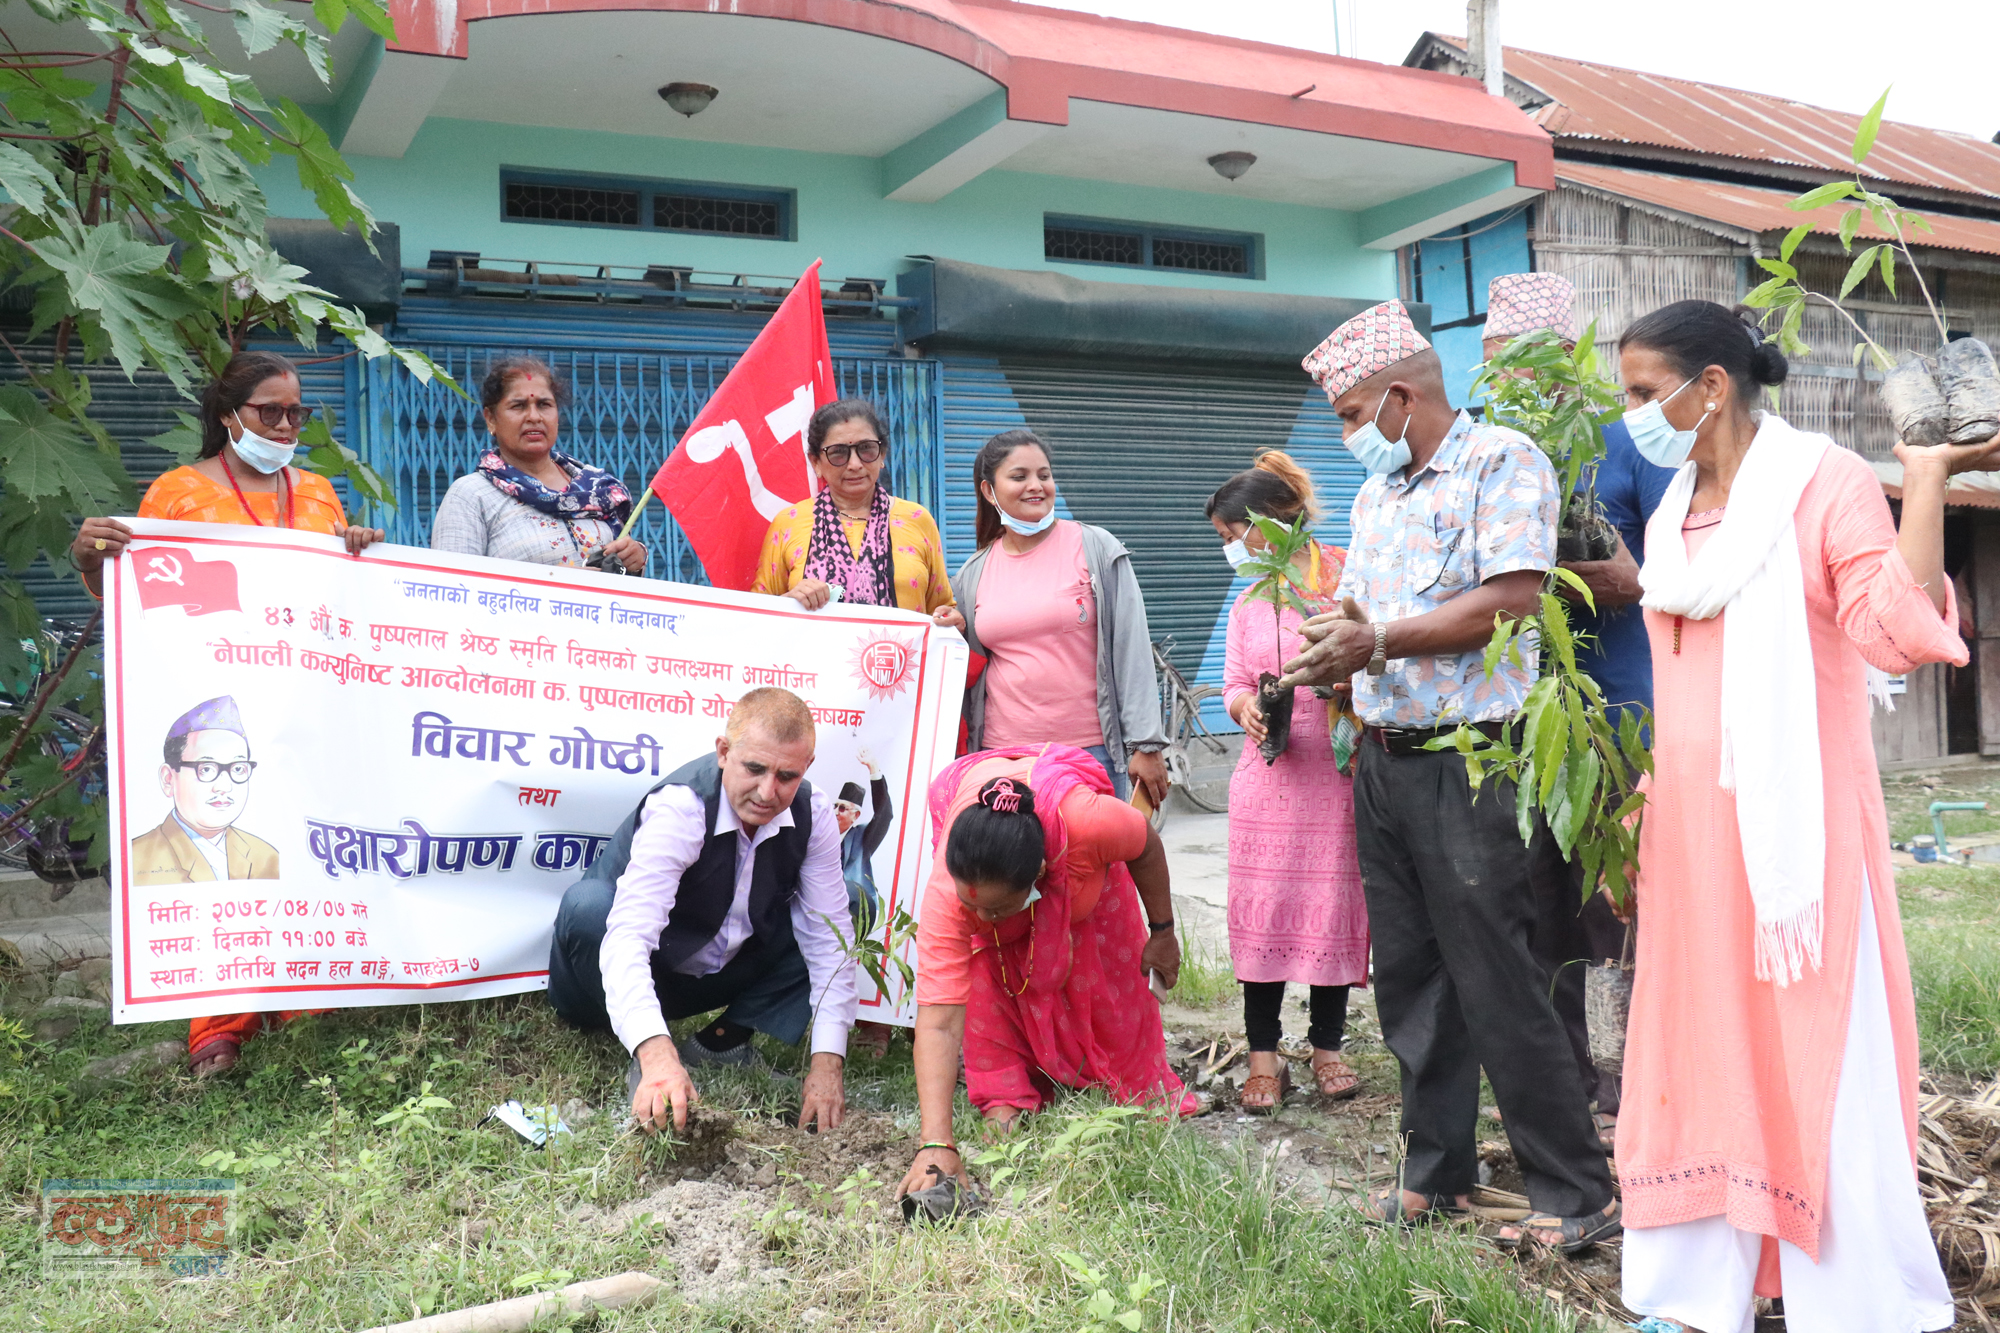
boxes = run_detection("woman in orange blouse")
[72,349,382,1077]
[752,398,962,626]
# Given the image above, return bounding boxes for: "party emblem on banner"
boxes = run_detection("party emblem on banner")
[132,548,241,617]
[851,632,920,701]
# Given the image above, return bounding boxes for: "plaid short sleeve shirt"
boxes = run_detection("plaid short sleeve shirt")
[1334,412,1559,728]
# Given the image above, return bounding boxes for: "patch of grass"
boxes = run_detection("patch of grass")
[1883,762,2000,844]
[1899,866,2000,1078]
[1168,937,1238,1011]
[0,991,1573,1331]
[770,1099,1579,1333]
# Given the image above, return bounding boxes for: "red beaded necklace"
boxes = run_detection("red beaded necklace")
[220,451,293,529]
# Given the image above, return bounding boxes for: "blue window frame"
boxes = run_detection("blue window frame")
[499,168,796,242]
[1043,214,1262,279]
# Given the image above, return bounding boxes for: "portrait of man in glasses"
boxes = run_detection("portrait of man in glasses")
[130,694,280,885]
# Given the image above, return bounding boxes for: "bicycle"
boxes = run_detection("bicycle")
[1149,637,1229,823]
[1,614,107,889]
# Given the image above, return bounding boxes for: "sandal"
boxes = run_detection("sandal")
[1359,1188,1467,1228]
[188,1035,241,1078]
[1238,1064,1292,1114]
[1593,1111,1617,1153]
[1310,1051,1359,1100]
[1495,1199,1622,1255]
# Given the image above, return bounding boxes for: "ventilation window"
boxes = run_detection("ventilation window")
[1044,215,1260,279]
[1045,224,1144,267]
[501,169,794,240]
[504,180,641,227]
[1152,235,1250,275]
[653,193,781,237]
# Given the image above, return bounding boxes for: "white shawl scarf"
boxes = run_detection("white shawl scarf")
[1638,413,1830,984]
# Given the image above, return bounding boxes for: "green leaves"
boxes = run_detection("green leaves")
[1852,86,1890,166]
[0,386,133,513]
[314,0,399,42]
[32,218,200,384]
[1790,180,1856,212]
[1779,222,1813,265]
[0,142,61,213]
[1473,326,1623,492]
[1442,570,1652,911]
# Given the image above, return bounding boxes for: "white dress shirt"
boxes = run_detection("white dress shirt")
[599,782,855,1059]
[172,812,231,880]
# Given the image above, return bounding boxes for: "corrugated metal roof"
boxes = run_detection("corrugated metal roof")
[1872,459,2000,510]
[1556,162,2000,258]
[1424,35,2000,203]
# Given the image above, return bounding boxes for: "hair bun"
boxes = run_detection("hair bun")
[977,777,1035,818]
[1749,340,1790,387]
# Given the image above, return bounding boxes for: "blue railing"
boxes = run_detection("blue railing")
[357,348,943,586]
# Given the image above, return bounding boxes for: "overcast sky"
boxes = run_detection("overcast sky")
[1039,0,2000,141]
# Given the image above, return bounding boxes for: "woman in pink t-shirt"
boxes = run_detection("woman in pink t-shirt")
[949,431,1168,803]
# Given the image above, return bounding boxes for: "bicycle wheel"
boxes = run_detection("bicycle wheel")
[1173,685,1231,813]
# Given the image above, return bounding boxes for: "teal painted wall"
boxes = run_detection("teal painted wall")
[255,117,1396,301]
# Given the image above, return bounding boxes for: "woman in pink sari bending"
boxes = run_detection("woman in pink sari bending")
[895,744,1190,1200]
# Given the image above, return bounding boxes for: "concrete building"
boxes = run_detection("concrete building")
[13,0,1555,707]
[1404,34,2000,769]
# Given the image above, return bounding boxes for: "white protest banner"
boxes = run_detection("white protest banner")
[104,519,967,1026]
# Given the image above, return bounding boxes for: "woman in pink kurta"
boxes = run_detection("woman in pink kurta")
[1207,452,1370,1111]
[1612,300,1979,1333]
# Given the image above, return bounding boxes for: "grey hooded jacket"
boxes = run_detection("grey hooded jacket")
[950,522,1166,777]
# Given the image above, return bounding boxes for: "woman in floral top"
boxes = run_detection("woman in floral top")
[753,398,961,626]
[430,357,647,574]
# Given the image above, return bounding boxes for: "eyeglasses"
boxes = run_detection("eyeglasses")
[238,402,315,430]
[817,440,884,467]
[175,759,258,784]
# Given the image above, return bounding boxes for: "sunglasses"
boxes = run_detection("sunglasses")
[237,402,315,430]
[817,440,884,467]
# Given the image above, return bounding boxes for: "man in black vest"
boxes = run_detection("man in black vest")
[548,687,855,1134]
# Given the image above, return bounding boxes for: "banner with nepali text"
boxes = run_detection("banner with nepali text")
[104,519,967,1026]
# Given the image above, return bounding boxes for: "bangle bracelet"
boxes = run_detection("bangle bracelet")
[1148,919,1175,932]
[919,1140,958,1154]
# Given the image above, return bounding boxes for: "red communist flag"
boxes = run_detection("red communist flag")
[651,261,838,591]
[131,548,241,616]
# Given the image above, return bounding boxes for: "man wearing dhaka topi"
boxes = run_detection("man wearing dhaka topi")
[130,695,278,886]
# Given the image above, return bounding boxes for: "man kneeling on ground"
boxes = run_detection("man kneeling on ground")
[547,687,854,1134]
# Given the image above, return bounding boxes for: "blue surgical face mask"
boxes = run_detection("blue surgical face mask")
[231,412,299,475]
[1222,537,1252,571]
[1023,885,1041,907]
[1342,389,1413,476]
[1624,376,1713,469]
[1000,507,1057,537]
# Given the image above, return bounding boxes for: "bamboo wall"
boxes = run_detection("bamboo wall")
[1532,185,2000,461]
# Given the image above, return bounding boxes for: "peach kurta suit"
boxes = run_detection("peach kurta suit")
[1618,444,1965,1259]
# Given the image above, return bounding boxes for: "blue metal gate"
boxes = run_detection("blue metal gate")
[356,304,941,586]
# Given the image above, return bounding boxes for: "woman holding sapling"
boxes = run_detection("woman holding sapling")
[1614,300,1991,1330]
[1206,452,1368,1112]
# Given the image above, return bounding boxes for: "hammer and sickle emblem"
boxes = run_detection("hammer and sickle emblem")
[143,553,185,586]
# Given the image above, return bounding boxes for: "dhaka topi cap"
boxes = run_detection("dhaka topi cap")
[167,695,245,740]
[1485,272,1577,342]
[837,782,866,808]
[1302,299,1433,402]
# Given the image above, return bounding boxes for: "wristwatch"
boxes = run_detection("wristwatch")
[1366,622,1389,676]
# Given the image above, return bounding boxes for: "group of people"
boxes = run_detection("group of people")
[65,261,1990,1331]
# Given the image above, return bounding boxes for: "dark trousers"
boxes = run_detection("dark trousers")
[547,876,812,1045]
[1242,982,1349,1052]
[1528,832,1633,1117]
[1353,741,1614,1217]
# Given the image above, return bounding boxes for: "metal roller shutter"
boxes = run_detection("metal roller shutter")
[1,328,355,621]
[364,299,939,585]
[935,355,1357,700]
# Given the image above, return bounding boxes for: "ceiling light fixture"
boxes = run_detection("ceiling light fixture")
[1207,151,1256,181]
[658,83,719,118]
